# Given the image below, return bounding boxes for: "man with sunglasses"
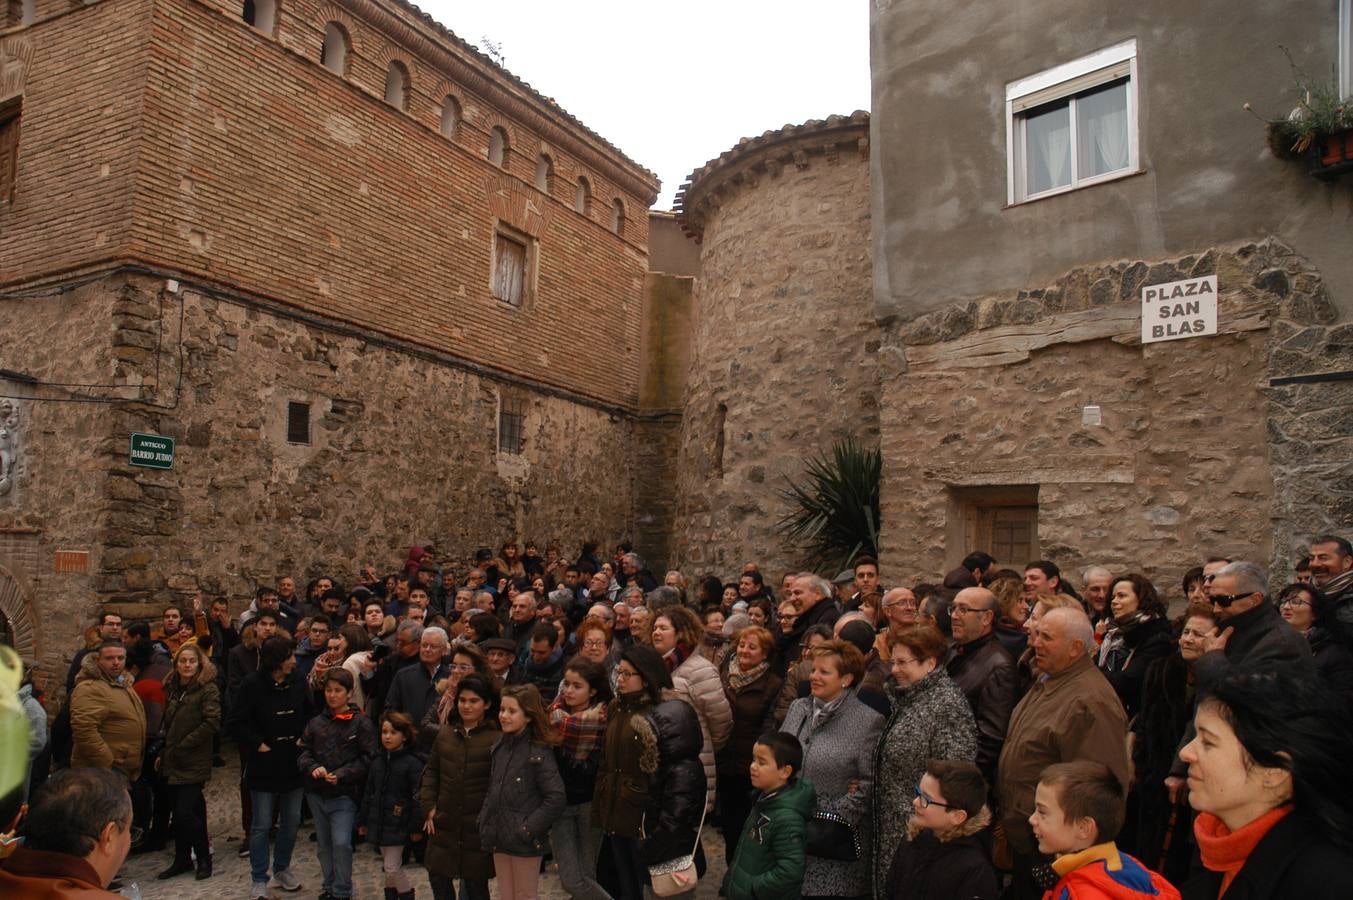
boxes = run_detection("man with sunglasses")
[1165,560,1314,805]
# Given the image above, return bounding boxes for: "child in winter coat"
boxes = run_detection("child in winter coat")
[884,759,998,900]
[726,731,817,900]
[477,684,566,900]
[1030,761,1180,900]
[359,711,425,900]
[298,668,378,900]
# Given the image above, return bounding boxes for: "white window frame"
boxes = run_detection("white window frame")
[1006,39,1139,205]
[1341,0,1352,99]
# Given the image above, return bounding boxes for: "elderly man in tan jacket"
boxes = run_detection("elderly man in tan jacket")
[996,606,1128,900]
[69,641,147,781]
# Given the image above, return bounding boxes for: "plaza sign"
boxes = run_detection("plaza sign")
[129,432,175,470]
[1141,275,1218,344]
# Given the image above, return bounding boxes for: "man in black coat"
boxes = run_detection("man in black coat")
[778,573,841,674]
[946,586,1017,785]
[383,625,449,728]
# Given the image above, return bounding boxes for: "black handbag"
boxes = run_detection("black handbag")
[804,810,860,861]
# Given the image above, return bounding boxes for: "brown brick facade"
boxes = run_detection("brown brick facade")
[2,0,657,408]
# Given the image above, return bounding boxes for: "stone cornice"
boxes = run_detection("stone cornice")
[334,0,660,204]
[674,110,870,242]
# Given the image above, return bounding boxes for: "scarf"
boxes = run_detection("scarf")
[308,648,344,692]
[1097,611,1151,667]
[1194,805,1293,896]
[663,642,692,674]
[726,657,770,692]
[549,698,608,761]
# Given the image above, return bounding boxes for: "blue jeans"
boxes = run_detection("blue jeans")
[249,787,303,884]
[307,792,358,898]
[549,802,608,900]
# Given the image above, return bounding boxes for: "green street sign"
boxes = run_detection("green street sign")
[129,432,175,470]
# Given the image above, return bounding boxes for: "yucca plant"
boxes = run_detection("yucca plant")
[776,438,881,573]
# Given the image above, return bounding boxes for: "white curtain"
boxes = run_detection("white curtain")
[1079,82,1129,176]
[1027,104,1071,195]
[494,235,526,306]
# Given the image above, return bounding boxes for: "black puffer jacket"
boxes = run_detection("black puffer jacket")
[640,698,706,867]
[227,670,311,792]
[477,731,566,857]
[360,746,426,846]
[297,704,379,801]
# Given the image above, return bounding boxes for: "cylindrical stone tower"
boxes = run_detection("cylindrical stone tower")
[672,112,879,577]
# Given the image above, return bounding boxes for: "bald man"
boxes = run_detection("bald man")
[996,607,1129,900]
[945,586,1017,783]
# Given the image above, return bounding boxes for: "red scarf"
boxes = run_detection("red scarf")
[1194,805,1292,896]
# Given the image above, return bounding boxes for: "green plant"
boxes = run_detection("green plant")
[776,437,881,573]
[1252,47,1352,158]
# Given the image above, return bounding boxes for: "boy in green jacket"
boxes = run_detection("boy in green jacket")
[726,731,816,900]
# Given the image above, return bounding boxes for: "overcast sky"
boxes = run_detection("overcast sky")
[417,0,871,210]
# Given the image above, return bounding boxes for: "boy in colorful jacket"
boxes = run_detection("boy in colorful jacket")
[1030,761,1181,900]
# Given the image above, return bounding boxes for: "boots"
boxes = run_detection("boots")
[384,890,399,900]
[397,892,415,900]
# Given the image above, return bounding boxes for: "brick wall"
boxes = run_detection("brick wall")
[4,0,657,409]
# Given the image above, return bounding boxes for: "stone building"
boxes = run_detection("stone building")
[867,0,1352,586]
[672,113,877,576]
[0,0,671,668]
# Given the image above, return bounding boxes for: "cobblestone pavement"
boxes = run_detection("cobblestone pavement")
[118,747,726,899]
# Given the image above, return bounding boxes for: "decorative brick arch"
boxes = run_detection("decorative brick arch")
[478,112,517,153]
[315,4,361,56]
[374,43,418,93]
[0,36,34,101]
[484,174,548,237]
[0,563,38,661]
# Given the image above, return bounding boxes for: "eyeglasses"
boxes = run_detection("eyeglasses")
[1209,591,1257,608]
[884,598,918,609]
[951,605,992,616]
[1279,596,1311,608]
[891,656,919,669]
[616,667,641,679]
[582,639,608,649]
[913,783,955,810]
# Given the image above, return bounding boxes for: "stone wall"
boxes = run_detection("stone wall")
[877,238,1352,595]
[1,270,640,671]
[673,115,879,578]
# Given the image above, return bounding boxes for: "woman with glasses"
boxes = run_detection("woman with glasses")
[593,644,705,900]
[1277,582,1353,708]
[1178,663,1353,899]
[1131,603,1217,884]
[419,644,490,752]
[871,625,977,897]
[716,625,785,872]
[781,639,884,900]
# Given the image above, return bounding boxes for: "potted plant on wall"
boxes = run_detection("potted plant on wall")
[1252,48,1353,179]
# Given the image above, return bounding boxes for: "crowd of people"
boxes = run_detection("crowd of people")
[4,534,1353,900]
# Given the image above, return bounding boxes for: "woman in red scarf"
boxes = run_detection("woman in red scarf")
[1178,663,1353,899]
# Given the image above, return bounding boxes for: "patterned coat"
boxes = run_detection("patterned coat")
[781,691,884,897]
[871,668,978,896]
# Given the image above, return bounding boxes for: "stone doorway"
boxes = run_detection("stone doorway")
[0,564,37,661]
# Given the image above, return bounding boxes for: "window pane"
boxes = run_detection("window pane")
[1025,102,1071,195]
[1077,80,1129,177]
